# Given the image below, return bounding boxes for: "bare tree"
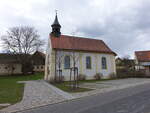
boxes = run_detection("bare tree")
[1,26,45,74]
[69,51,80,89]
[55,50,64,82]
[2,26,44,54]
[122,56,135,70]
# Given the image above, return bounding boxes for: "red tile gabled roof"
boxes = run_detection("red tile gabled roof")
[50,35,116,55]
[135,50,150,62]
[33,51,45,58]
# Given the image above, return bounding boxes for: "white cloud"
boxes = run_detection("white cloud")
[0,0,150,58]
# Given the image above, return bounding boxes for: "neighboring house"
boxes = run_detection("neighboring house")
[31,51,45,72]
[135,50,150,75]
[116,57,122,65]
[116,57,135,70]
[116,57,124,69]
[0,53,22,75]
[0,51,45,75]
[44,14,117,82]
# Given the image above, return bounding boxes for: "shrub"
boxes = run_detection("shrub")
[94,73,103,80]
[55,75,64,83]
[109,72,116,79]
[78,74,86,80]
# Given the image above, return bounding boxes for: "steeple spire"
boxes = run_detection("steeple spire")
[51,10,61,37]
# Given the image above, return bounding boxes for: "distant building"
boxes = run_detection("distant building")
[116,57,122,65]
[0,51,45,76]
[116,57,124,69]
[0,53,22,75]
[135,50,150,75]
[116,57,135,70]
[45,14,117,82]
[31,51,45,72]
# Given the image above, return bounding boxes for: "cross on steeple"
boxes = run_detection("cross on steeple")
[55,9,58,15]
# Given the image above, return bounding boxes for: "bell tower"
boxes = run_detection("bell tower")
[51,11,61,37]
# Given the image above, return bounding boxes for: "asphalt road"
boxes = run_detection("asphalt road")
[17,83,150,113]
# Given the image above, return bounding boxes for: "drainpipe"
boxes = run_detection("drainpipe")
[54,50,57,82]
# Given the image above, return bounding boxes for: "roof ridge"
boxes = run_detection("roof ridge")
[61,35,103,41]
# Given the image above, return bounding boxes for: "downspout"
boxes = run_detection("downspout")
[55,49,57,82]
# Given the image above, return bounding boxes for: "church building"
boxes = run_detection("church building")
[44,14,117,82]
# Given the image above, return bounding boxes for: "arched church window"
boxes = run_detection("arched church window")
[64,56,70,69]
[102,57,107,69]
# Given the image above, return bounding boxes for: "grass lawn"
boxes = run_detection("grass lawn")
[0,73,44,105]
[54,82,92,93]
[78,78,118,83]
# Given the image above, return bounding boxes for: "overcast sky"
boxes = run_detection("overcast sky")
[0,0,150,58]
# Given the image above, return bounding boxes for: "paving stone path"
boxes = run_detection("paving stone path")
[1,78,150,113]
[1,80,69,113]
[71,78,150,98]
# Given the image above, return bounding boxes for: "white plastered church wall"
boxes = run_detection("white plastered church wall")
[45,49,116,81]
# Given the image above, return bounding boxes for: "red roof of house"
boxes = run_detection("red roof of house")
[50,35,116,55]
[33,51,45,58]
[135,51,150,62]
